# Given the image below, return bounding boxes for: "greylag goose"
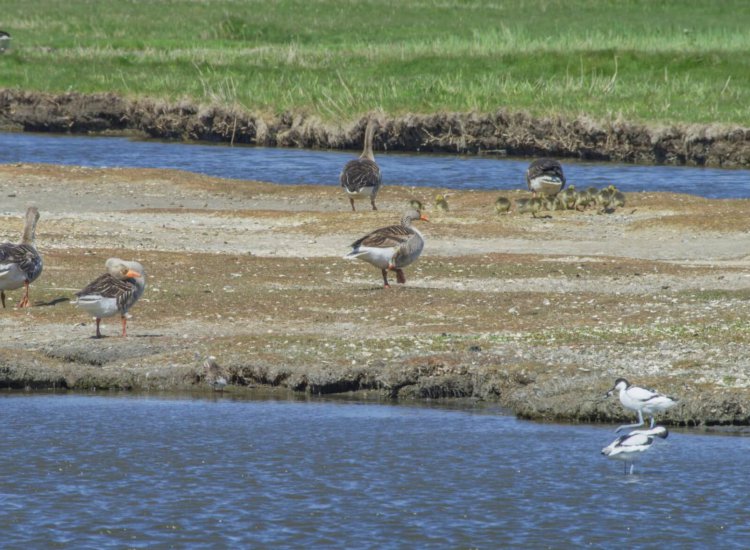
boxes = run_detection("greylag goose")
[494,196,511,214]
[0,206,43,308]
[526,158,565,197]
[344,209,428,288]
[601,426,669,475]
[605,378,678,432]
[340,118,381,211]
[434,194,449,212]
[71,258,146,338]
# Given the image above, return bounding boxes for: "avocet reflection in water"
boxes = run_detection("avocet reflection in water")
[1,132,749,198]
[1,394,749,547]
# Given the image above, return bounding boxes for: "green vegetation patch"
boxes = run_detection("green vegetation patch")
[1,0,749,123]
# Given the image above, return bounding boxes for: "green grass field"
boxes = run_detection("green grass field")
[1,0,749,125]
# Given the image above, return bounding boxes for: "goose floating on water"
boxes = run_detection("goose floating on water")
[340,118,382,211]
[71,258,146,338]
[0,206,43,309]
[344,209,428,288]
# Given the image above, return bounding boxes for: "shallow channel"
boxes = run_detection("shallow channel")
[1,132,749,198]
[1,394,748,547]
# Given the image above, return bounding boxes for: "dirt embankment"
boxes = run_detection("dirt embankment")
[2,89,750,167]
[1,163,750,429]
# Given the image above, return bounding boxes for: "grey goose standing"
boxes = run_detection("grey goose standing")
[526,158,566,197]
[71,258,146,338]
[340,118,382,211]
[0,206,43,308]
[344,209,428,288]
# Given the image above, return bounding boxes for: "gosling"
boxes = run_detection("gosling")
[495,196,512,215]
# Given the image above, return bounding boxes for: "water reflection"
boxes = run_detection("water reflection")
[1,132,749,198]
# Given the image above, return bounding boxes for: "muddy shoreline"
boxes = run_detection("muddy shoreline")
[2,89,750,167]
[1,162,750,430]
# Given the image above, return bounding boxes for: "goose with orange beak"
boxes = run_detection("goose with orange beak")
[345,209,428,288]
[72,258,146,338]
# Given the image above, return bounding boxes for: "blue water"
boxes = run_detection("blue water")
[0,394,748,548]
[1,132,749,198]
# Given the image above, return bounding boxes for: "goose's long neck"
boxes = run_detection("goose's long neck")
[21,208,39,245]
[360,120,375,161]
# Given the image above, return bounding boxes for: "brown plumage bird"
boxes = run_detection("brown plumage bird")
[526,158,566,197]
[0,206,43,308]
[71,258,146,338]
[344,209,428,288]
[340,118,382,211]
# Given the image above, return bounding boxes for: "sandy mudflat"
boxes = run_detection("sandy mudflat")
[1,163,749,428]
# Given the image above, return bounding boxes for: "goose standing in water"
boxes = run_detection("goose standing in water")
[71,258,146,338]
[526,158,566,197]
[344,209,428,288]
[340,118,381,211]
[601,426,669,475]
[0,206,43,308]
[605,378,678,432]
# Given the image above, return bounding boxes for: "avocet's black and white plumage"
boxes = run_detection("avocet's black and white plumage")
[526,158,566,197]
[344,209,428,288]
[0,206,43,309]
[71,258,146,338]
[340,119,382,211]
[601,426,668,475]
[606,378,678,432]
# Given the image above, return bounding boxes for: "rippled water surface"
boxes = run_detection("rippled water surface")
[1,132,749,198]
[1,394,748,547]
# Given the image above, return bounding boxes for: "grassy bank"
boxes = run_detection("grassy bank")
[1,0,749,125]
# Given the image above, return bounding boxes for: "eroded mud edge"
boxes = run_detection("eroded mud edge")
[2,89,749,167]
[2,349,748,431]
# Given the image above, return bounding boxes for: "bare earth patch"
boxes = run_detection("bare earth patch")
[1,163,749,429]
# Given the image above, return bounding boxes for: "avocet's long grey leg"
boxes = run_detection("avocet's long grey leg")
[649,415,656,428]
[615,410,645,433]
[629,462,635,475]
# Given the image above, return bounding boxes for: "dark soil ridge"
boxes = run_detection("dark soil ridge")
[2,89,749,167]
[2,350,748,430]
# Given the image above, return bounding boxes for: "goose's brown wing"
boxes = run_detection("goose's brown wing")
[0,242,43,282]
[76,273,140,313]
[526,158,565,184]
[351,224,412,249]
[77,273,129,298]
[340,159,381,192]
